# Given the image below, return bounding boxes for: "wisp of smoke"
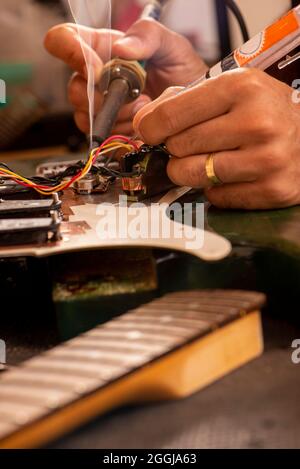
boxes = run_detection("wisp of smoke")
[68,0,112,147]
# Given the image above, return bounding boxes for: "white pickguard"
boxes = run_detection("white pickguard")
[0,201,231,261]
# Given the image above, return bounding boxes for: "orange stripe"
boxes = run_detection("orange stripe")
[235,9,299,66]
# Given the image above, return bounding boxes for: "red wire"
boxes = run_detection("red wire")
[0,136,139,193]
[92,135,139,164]
[11,179,52,190]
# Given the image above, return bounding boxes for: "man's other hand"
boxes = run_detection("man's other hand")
[44,20,207,135]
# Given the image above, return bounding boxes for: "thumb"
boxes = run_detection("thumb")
[113,18,181,64]
[45,23,123,81]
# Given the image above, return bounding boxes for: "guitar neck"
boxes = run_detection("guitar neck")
[0,290,265,449]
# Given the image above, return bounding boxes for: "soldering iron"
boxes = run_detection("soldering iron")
[92,0,299,150]
[92,0,167,147]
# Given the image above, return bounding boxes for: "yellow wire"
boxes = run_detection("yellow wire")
[0,141,135,196]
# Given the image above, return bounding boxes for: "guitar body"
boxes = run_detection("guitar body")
[0,171,299,338]
[0,153,299,448]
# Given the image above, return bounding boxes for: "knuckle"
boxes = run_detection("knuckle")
[265,181,290,206]
[156,102,177,135]
[165,137,178,156]
[191,160,208,188]
[263,174,299,207]
[167,160,181,185]
[234,69,265,96]
[262,145,286,170]
[247,113,278,139]
[258,116,278,138]
[67,74,83,106]
[250,144,286,175]
[129,18,160,36]
[66,47,81,71]
[176,159,205,188]
[167,159,202,187]
[166,135,186,158]
[205,190,227,209]
[216,71,234,89]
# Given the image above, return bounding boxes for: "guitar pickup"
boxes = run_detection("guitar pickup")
[0,213,61,246]
[0,179,32,197]
[0,194,62,219]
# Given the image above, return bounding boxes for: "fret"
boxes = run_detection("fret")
[0,401,45,426]
[65,336,168,356]
[1,368,100,395]
[47,346,149,367]
[134,303,238,315]
[88,328,183,347]
[164,290,265,302]
[131,307,232,324]
[119,314,213,331]
[0,422,18,440]
[150,297,255,309]
[0,383,75,409]
[25,357,124,381]
[154,290,263,301]
[104,321,201,339]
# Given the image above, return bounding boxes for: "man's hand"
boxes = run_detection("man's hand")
[44,19,207,135]
[134,68,300,210]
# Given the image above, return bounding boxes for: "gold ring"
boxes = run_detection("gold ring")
[205,153,222,186]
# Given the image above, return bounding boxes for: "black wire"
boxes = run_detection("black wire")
[215,0,231,57]
[224,0,250,43]
[0,163,11,170]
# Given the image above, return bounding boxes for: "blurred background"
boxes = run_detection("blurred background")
[0,0,291,153]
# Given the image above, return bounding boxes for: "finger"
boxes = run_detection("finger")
[165,111,251,157]
[68,73,103,114]
[206,172,296,210]
[135,69,250,145]
[205,183,261,210]
[117,94,152,123]
[111,121,134,137]
[45,23,123,80]
[74,111,89,134]
[167,149,260,188]
[133,87,183,135]
[205,181,277,210]
[69,73,151,122]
